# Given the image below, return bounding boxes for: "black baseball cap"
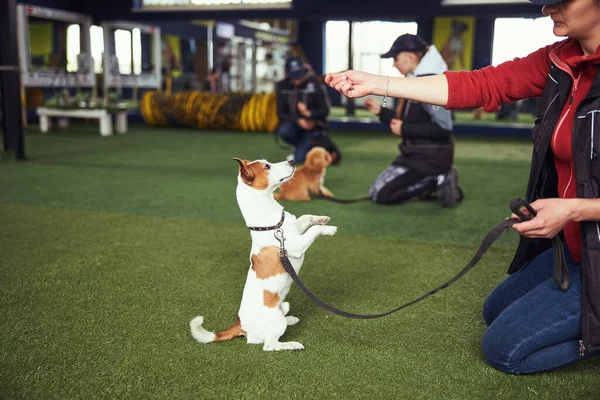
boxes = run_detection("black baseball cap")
[529,0,563,4]
[285,56,305,79]
[381,34,427,59]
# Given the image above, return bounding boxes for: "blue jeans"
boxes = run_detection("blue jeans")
[482,243,597,374]
[277,120,319,164]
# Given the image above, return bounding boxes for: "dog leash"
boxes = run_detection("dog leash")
[317,194,371,204]
[274,198,570,319]
[316,186,466,205]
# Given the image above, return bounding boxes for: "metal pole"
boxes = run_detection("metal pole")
[346,20,355,117]
[251,40,257,93]
[0,0,26,160]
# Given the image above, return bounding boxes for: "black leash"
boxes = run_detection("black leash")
[317,194,371,204]
[274,198,569,319]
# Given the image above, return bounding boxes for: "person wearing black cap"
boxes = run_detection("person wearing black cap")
[326,0,600,375]
[365,34,461,207]
[275,56,333,164]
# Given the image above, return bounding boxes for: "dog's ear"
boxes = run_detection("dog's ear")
[305,149,325,171]
[304,151,317,170]
[232,157,255,185]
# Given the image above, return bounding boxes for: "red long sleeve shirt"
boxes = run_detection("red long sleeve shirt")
[444,39,600,263]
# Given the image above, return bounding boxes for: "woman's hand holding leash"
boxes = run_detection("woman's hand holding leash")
[511,198,579,239]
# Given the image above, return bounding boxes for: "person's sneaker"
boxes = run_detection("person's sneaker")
[436,167,464,208]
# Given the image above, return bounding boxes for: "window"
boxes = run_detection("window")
[325,21,349,74]
[325,21,418,77]
[90,25,104,74]
[114,29,143,75]
[66,24,80,72]
[115,29,132,75]
[492,17,562,66]
[132,28,142,75]
[353,21,418,77]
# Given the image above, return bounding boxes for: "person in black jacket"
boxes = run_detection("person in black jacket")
[276,57,332,164]
[365,34,461,207]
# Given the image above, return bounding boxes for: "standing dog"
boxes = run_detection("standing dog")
[190,157,337,351]
[274,147,334,201]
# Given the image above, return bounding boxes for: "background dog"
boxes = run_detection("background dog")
[274,147,333,201]
[190,157,337,351]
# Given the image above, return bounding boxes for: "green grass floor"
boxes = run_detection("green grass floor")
[1,124,598,399]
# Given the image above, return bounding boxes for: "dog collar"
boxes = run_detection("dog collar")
[247,210,285,231]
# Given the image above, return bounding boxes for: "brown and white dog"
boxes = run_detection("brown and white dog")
[190,157,337,351]
[274,147,334,201]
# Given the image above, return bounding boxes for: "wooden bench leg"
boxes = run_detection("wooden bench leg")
[99,115,113,137]
[39,116,50,133]
[115,112,128,134]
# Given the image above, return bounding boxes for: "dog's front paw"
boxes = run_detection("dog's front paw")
[263,341,305,351]
[311,216,331,225]
[286,316,300,325]
[320,225,338,236]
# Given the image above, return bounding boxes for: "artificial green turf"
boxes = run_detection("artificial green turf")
[1,125,598,399]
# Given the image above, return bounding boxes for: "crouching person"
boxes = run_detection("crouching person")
[365,34,462,207]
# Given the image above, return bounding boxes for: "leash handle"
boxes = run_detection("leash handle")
[508,198,569,290]
[509,198,537,221]
[510,198,571,291]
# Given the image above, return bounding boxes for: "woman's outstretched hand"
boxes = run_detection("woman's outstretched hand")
[324,70,379,98]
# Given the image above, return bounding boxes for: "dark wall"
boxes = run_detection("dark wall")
[17,0,73,11]
[298,20,325,75]
[21,0,544,22]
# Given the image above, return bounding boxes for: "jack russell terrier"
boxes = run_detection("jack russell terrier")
[190,157,337,351]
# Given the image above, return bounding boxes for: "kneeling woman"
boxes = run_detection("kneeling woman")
[365,34,460,207]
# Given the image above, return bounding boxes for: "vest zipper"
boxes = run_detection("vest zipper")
[592,111,598,163]
[579,340,586,357]
[552,70,582,198]
[570,73,579,104]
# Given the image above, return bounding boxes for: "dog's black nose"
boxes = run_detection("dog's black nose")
[288,159,295,167]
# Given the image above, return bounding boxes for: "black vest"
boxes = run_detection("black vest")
[508,63,600,353]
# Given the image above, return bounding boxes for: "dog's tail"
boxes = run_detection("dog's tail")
[190,316,246,344]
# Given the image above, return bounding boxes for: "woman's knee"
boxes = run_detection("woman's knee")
[481,326,522,375]
[369,188,406,205]
[482,290,500,326]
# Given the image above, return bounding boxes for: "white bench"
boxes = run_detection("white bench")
[36,107,128,137]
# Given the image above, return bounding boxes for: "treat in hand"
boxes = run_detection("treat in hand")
[325,70,377,98]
